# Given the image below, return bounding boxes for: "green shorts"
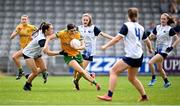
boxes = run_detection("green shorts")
[64,53,83,64]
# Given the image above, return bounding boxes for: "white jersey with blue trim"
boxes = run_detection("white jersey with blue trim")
[22,30,45,58]
[153,25,173,53]
[119,22,145,58]
[78,25,97,56]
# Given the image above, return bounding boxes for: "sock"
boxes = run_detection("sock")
[18,67,23,72]
[152,75,156,80]
[76,73,82,81]
[142,95,147,99]
[164,78,169,84]
[92,80,97,85]
[108,90,113,97]
[42,71,47,75]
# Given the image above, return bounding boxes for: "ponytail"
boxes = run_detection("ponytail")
[32,21,50,36]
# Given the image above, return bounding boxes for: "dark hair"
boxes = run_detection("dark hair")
[128,7,139,22]
[32,21,51,36]
[67,24,76,30]
[41,23,51,33]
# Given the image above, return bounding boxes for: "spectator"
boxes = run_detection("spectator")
[160,0,169,13]
[169,0,178,13]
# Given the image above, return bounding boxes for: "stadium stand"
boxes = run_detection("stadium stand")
[0,0,179,74]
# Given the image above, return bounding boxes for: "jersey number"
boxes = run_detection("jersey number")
[135,28,140,40]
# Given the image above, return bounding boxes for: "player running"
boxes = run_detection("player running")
[97,7,153,101]
[10,15,37,80]
[23,22,60,91]
[44,24,101,91]
[148,13,180,87]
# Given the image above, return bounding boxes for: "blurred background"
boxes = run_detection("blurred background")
[0,0,179,75]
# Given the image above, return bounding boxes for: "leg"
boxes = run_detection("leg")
[68,60,100,90]
[148,54,163,86]
[23,58,39,91]
[73,62,84,90]
[127,67,148,101]
[12,49,24,80]
[12,49,23,69]
[82,60,96,84]
[156,62,171,88]
[97,59,128,101]
[74,60,89,81]
[35,57,48,83]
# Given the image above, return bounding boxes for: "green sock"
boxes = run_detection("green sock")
[76,73,82,81]
[92,80,97,85]
[18,67,23,72]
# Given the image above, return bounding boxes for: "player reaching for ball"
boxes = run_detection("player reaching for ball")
[44,24,101,91]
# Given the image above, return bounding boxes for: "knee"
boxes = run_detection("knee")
[148,61,153,66]
[32,71,38,76]
[128,76,136,83]
[78,70,84,75]
[110,68,118,75]
[157,67,163,72]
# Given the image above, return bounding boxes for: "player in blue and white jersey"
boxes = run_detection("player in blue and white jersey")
[97,7,153,101]
[73,13,114,90]
[148,13,180,87]
[22,22,60,91]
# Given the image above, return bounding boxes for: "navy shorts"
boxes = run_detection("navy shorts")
[122,55,143,68]
[82,54,93,61]
[155,51,168,59]
[23,54,42,59]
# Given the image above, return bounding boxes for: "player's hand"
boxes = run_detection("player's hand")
[101,45,106,50]
[42,46,49,53]
[148,49,154,54]
[166,46,173,53]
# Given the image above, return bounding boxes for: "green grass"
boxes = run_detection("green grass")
[0,75,180,105]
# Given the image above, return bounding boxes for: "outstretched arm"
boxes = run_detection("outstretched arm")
[100,32,114,40]
[43,47,60,56]
[43,34,60,56]
[101,34,123,50]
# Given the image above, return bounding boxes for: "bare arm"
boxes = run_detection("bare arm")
[10,31,18,40]
[101,34,123,50]
[43,47,60,56]
[43,34,56,50]
[100,32,114,40]
[172,34,180,48]
[43,34,59,56]
[144,38,153,54]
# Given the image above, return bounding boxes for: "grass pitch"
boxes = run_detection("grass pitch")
[0,75,180,105]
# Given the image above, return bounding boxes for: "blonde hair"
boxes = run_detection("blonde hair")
[82,13,93,26]
[21,15,29,18]
[161,13,175,25]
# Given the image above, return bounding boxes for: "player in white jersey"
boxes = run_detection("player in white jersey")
[73,13,114,89]
[97,7,153,101]
[23,22,60,91]
[148,13,180,87]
